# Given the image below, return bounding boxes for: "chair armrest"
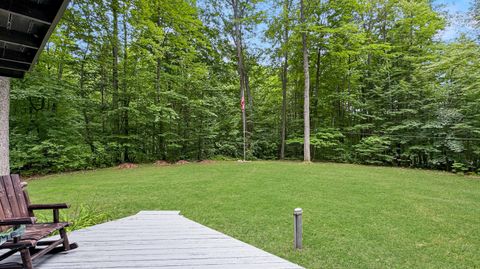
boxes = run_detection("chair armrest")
[0,217,36,226]
[28,203,69,210]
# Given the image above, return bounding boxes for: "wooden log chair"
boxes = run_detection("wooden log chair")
[0,175,77,269]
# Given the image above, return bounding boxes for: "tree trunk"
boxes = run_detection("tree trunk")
[0,77,9,175]
[312,46,321,129]
[111,0,120,139]
[280,57,288,160]
[155,17,165,160]
[280,0,290,160]
[232,0,247,160]
[301,0,311,162]
[79,51,95,153]
[155,57,163,159]
[100,63,106,134]
[122,11,129,162]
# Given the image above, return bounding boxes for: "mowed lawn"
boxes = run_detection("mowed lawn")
[26,161,479,269]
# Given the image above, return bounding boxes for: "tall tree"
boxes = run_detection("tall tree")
[0,77,9,175]
[121,1,131,162]
[300,0,311,162]
[230,0,248,160]
[280,0,292,159]
[111,0,120,149]
[202,0,262,159]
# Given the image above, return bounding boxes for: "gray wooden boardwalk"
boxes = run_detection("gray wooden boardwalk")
[4,211,304,269]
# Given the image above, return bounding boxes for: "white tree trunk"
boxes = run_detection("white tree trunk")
[300,0,311,162]
[0,76,10,176]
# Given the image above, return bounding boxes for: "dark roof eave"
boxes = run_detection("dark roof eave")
[28,0,71,72]
[0,0,71,78]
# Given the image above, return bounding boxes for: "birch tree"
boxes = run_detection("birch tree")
[300,0,311,162]
[0,77,8,175]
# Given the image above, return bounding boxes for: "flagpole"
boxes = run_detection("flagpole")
[241,94,246,161]
[243,113,246,161]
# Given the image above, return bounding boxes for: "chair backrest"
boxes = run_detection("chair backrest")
[0,175,30,232]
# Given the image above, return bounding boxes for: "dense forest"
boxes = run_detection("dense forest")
[9,0,480,174]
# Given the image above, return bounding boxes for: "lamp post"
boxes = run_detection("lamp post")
[294,208,303,249]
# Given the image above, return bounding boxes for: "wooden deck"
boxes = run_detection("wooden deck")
[3,211,303,269]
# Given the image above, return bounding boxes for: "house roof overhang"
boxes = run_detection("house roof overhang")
[0,0,70,78]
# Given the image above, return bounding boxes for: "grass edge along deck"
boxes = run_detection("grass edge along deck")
[2,211,304,269]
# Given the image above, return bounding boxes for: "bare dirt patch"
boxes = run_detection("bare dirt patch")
[117,163,138,169]
[155,160,170,166]
[176,160,190,165]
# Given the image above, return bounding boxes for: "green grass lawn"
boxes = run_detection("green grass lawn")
[26,161,479,269]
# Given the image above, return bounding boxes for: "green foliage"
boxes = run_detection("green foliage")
[9,0,480,174]
[354,136,393,165]
[34,204,112,231]
[451,162,468,174]
[11,139,90,175]
[310,128,345,161]
[68,204,112,231]
[210,155,237,161]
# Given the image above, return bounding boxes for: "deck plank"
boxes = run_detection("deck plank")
[1,211,304,269]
